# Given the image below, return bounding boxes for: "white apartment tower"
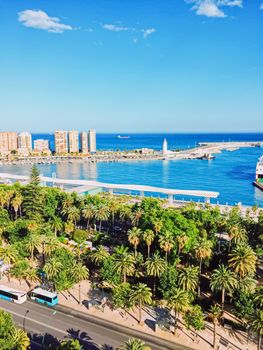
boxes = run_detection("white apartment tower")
[162,138,168,155]
[18,132,32,155]
[54,130,68,154]
[80,132,89,154]
[88,129,96,153]
[68,130,79,153]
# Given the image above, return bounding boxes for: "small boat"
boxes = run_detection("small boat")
[118,135,130,139]
[198,153,215,160]
[253,156,263,191]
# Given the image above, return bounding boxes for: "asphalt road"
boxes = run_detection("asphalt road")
[0,299,192,350]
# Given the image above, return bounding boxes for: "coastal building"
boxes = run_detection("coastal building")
[18,132,32,156]
[88,129,96,153]
[55,130,68,155]
[68,130,79,153]
[80,132,89,154]
[33,139,50,153]
[162,138,168,155]
[0,132,18,155]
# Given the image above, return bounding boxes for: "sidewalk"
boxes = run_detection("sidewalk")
[0,276,258,350]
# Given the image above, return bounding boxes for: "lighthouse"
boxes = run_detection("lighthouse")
[162,138,168,155]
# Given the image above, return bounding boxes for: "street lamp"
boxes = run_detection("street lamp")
[23,310,29,331]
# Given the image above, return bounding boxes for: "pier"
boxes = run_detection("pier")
[0,172,219,204]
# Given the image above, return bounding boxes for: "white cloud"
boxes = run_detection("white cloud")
[18,9,73,33]
[103,24,130,32]
[185,0,243,18]
[142,28,156,38]
[260,3,263,10]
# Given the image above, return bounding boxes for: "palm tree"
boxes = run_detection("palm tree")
[113,251,136,283]
[144,252,166,295]
[89,245,110,266]
[67,206,80,226]
[152,220,162,235]
[118,338,151,350]
[24,268,39,288]
[167,288,190,334]
[82,204,95,229]
[208,304,222,348]
[228,244,257,278]
[177,234,188,257]
[43,258,62,281]
[130,283,152,324]
[194,237,213,296]
[228,225,247,250]
[254,287,263,308]
[131,207,144,226]
[41,236,59,265]
[70,261,89,304]
[13,327,30,350]
[250,310,263,350]
[11,192,23,219]
[49,216,63,236]
[94,204,110,232]
[128,227,141,257]
[159,231,174,261]
[178,266,199,294]
[24,234,42,261]
[237,274,257,294]
[210,265,237,311]
[143,229,155,258]
[0,244,18,264]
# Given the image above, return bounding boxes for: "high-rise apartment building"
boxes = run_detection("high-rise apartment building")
[88,129,96,153]
[18,132,32,151]
[34,139,50,152]
[0,132,18,154]
[54,130,68,154]
[80,132,88,154]
[68,130,79,153]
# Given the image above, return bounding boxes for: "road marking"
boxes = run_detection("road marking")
[0,305,68,336]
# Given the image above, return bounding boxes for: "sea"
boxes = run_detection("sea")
[0,133,263,208]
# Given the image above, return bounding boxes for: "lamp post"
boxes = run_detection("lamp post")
[23,310,29,331]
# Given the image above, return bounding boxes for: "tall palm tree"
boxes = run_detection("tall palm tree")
[89,245,110,266]
[152,220,162,235]
[43,258,63,281]
[49,216,63,236]
[228,244,257,278]
[178,266,199,294]
[130,283,152,325]
[67,206,80,226]
[94,204,110,232]
[167,288,190,334]
[143,229,155,258]
[24,268,39,288]
[128,227,142,257]
[210,265,237,311]
[113,251,136,283]
[11,192,23,219]
[228,225,247,250]
[250,310,263,350]
[194,237,213,296]
[144,252,166,295]
[0,244,18,265]
[13,327,30,350]
[118,338,151,350]
[82,204,95,229]
[208,304,222,348]
[24,234,42,261]
[177,234,188,257]
[131,207,144,227]
[159,231,174,261]
[41,236,59,265]
[70,261,89,304]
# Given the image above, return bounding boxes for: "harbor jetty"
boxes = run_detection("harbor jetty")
[0,141,262,165]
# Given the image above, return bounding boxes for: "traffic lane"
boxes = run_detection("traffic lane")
[0,300,166,350]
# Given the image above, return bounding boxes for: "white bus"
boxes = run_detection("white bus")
[0,285,27,304]
[29,287,58,307]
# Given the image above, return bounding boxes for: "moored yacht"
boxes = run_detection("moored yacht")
[253,156,263,191]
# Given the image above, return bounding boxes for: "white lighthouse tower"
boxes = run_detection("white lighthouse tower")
[162,138,168,155]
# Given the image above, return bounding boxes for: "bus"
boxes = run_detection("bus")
[29,287,58,307]
[0,285,27,304]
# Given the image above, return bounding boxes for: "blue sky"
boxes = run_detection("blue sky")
[0,0,262,133]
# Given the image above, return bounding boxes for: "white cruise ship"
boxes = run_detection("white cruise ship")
[254,156,263,190]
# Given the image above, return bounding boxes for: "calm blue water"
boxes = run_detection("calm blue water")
[1,133,263,207]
